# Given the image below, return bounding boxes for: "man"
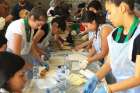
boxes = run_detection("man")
[0,0,9,18]
[6,0,33,22]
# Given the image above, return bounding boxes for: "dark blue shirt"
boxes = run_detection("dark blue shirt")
[11,1,33,20]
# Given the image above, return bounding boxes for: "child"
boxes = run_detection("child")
[0,52,26,93]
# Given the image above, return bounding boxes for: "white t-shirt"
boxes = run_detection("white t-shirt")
[5,19,34,55]
[88,31,95,40]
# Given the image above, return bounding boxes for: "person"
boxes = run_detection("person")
[0,52,26,93]
[0,34,7,52]
[79,11,115,84]
[47,0,63,16]
[75,2,86,18]
[6,0,33,22]
[74,0,104,51]
[5,7,47,68]
[87,0,102,14]
[0,0,9,35]
[33,16,67,51]
[32,15,49,56]
[83,0,140,93]
[0,0,9,18]
[79,11,113,68]
[87,0,107,23]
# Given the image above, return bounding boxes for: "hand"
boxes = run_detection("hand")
[79,60,88,69]
[93,83,108,93]
[74,45,81,51]
[78,32,83,37]
[108,85,113,93]
[87,57,93,63]
[83,75,99,93]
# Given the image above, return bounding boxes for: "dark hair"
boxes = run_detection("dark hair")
[0,52,25,91]
[78,2,86,8]
[51,17,66,31]
[106,0,135,11]
[29,7,47,20]
[53,3,70,20]
[0,35,7,48]
[80,11,105,25]
[87,0,102,11]
[50,10,55,16]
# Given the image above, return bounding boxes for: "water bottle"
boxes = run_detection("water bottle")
[64,53,71,71]
[32,60,39,79]
[55,65,66,93]
[46,88,51,93]
[41,55,49,71]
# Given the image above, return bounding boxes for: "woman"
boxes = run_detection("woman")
[75,0,105,51]
[5,7,47,65]
[79,11,115,84]
[33,16,66,51]
[79,11,113,70]
[0,52,26,93]
[83,0,140,93]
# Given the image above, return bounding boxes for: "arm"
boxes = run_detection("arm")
[87,47,96,58]
[109,55,140,92]
[32,29,45,55]
[95,55,112,80]
[5,6,15,23]
[12,34,22,55]
[53,34,64,48]
[30,45,42,62]
[31,30,46,61]
[5,14,13,23]
[75,39,93,51]
[78,30,88,36]
[87,26,112,63]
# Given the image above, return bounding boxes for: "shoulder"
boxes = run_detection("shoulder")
[7,19,24,34]
[100,24,114,36]
[100,24,114,29]
[9,19,24,27]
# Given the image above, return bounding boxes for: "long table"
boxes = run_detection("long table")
[22,50,107,93]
